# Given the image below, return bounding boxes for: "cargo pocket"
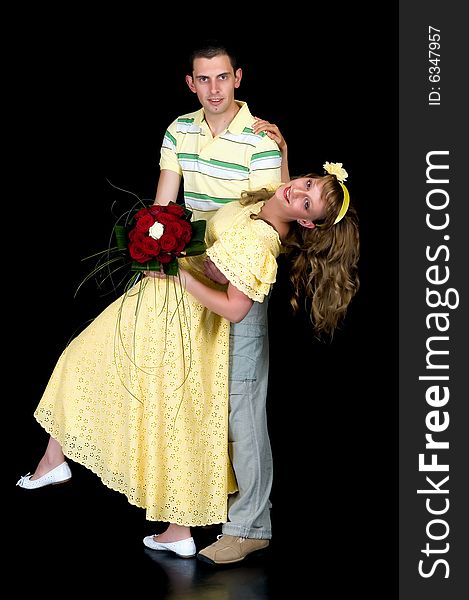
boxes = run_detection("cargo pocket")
[229,323,266,382]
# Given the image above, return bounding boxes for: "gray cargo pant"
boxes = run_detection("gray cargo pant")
[222,299,272,540]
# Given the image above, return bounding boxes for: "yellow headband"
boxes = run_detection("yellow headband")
[322,162,350,226]
[334,182,350,224]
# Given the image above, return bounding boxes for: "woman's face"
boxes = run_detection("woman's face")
[274,177,326,228]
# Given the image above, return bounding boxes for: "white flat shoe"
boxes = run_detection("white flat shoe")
[143,535,196,558]
[16,462,72,489]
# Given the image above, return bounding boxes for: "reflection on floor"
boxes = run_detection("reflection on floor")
[11,464,278,599]
[143,548,270,600]
[11,460,396,598]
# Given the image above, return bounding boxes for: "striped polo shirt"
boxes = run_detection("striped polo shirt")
[159,101,282,221]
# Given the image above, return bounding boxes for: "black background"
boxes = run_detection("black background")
[8,12,397,597]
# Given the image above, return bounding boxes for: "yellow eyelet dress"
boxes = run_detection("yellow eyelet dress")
[34,200,281,526]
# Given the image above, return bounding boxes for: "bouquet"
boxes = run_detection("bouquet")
[118,202,206,275]
[78,199,206,296]
[74,193,208,394]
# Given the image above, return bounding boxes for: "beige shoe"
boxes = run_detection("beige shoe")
[197,534,269,565]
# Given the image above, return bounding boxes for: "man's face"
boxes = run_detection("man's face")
[186,54,242,118]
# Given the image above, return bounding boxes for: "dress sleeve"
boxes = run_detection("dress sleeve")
[159,119,182,175]
[206,220,279,302]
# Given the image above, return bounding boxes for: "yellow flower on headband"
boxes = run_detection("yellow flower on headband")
[323,162,348,183]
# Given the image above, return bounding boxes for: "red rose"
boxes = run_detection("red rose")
[181,222,192,243]
[174,239,186,254]
[135,213,155,232]
[165,221,185,238]
[141,236,160,256]
[165,204,185,216]
[148,205,164,217]
[159,233,177,252]
[129,241,151,263]
[128,229,145,243]
[134,207,152,220]
[156,212,179,225]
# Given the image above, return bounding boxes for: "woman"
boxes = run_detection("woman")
[17,163,359,558]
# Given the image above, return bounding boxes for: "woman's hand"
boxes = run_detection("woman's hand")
[252,117,287,153]
[144,268,166,279]
[144,268,191,287]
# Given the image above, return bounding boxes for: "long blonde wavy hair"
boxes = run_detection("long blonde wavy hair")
[240,174,360,337]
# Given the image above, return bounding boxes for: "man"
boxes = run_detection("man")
[154,41,287,565]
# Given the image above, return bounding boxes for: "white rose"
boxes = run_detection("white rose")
[148,221,165,240]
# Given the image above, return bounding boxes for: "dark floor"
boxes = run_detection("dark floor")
[11,458,397,599]
[11,464,273,599]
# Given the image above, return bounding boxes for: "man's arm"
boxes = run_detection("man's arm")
[248,132,283,192]
[252,118,289,182]
[154,169,181,206]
